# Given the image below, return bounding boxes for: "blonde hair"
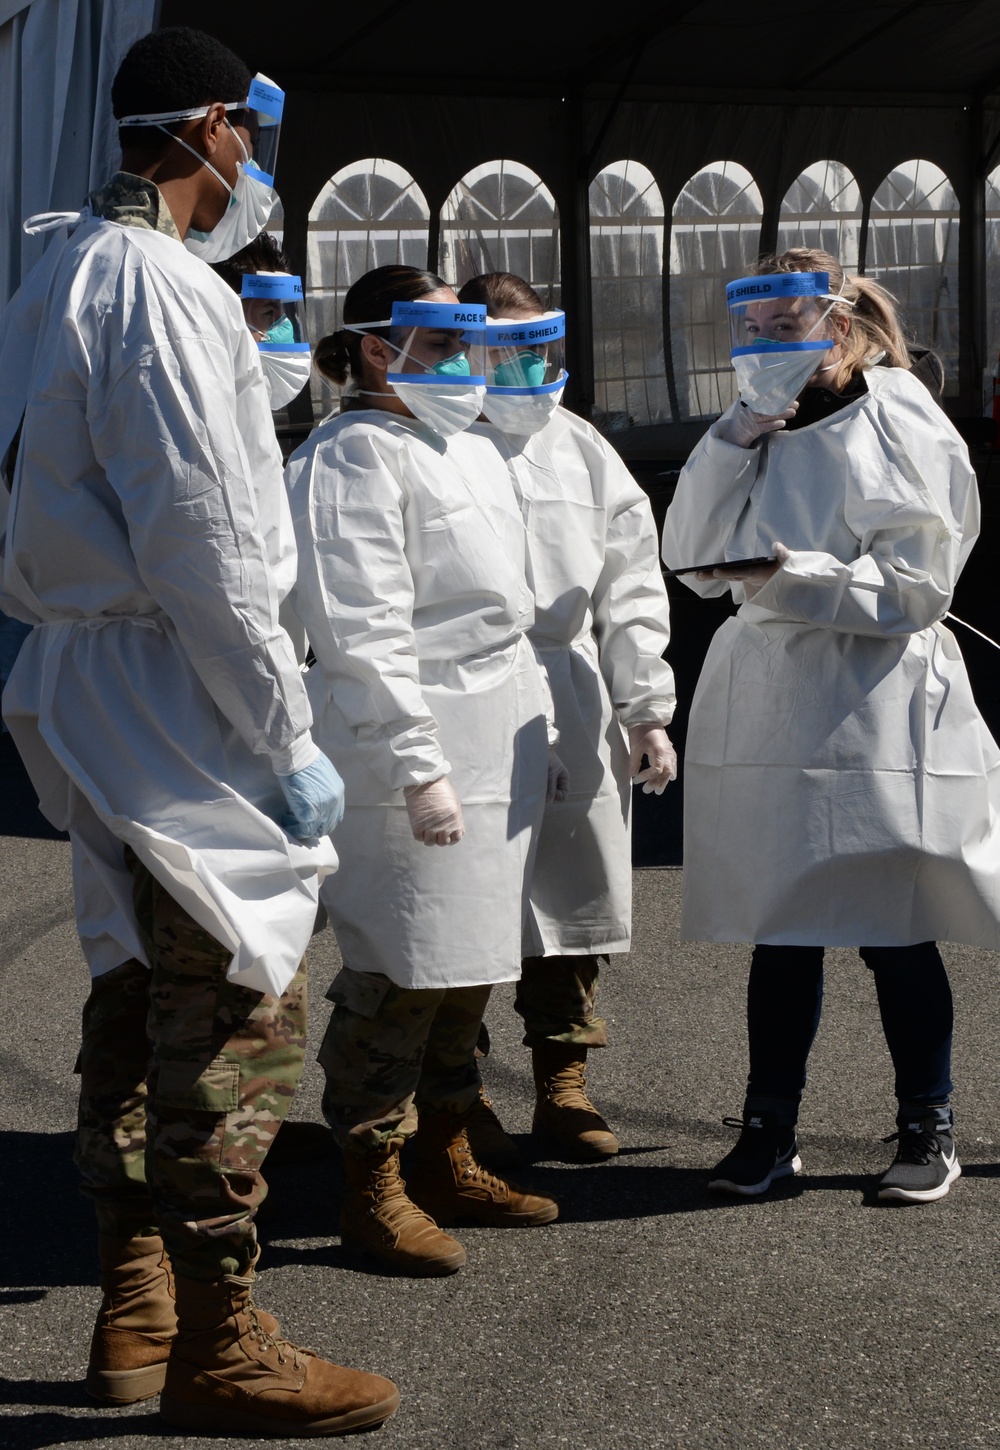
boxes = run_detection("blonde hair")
[751,248,911,390]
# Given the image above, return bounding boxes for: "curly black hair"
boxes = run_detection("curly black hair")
[113,26,251,154]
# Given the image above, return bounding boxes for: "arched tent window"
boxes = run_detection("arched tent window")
[439,160,560,305]
[589,160,669,431]
[670,162,763,420]
[305,159,430,346]
[777,160,862,271]
[985,166,1000,394]
[867,159,960,390]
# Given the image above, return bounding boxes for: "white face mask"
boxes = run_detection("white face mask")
[482,383,565,436]
[731,345,833,416]
[386,379,486,438]
[165,124,277,265]
[260,348,312,410]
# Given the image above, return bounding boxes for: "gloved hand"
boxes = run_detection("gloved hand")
[628,722,678,795]
[699,541,790,600]
[278,751,345,839]
[404,776,465,846]
[719,399,798,449]
[547,749,570,804]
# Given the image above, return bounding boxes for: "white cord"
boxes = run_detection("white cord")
[945,612,1000,650]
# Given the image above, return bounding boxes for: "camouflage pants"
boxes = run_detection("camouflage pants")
[75,847,306,1280]
[318,968,491,1151]
[513,954,609,1048]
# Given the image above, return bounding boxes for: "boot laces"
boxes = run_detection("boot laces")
[545,1058,597,1111]
[239,1288,313,1370]
[455,1131,507,1192]
[367,1153,434,1231]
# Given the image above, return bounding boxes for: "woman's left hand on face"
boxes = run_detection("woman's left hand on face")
[696,542,790,599]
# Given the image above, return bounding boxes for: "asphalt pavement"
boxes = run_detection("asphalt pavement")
[2,779,1000,1449]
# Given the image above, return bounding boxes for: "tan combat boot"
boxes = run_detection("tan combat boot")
[408,1110,558,1227]
[340,1138,467,1276]
[86,1233,176,1405]
[532,1041,619,1161]
[160,1265,400,1436]
[462,1083,521,1169]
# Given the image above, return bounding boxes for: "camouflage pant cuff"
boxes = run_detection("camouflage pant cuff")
[160,1216,258,1282]
[340,1121,415,1154]
[521,1018,609,1050]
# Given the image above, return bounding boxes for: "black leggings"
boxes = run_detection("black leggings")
[746,942,953,1111]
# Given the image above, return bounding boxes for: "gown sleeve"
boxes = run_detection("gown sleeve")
[661,407,764,599]
[745,383,979,637]
[591,440,676,726]
[90,328,316,772]
[286,424,450,791]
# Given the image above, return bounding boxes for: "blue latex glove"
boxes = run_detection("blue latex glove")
[278,752,345,839]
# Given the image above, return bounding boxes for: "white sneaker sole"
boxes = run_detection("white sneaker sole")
[708,1153,802,1197]
[878,1158,961,1204]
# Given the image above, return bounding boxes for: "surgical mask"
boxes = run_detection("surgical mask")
[482,385,565,436]
[260,348,312,409]
[118,74,284,265]
[482,310,568,435]
[347,299,488,439]
[726,271,853,415]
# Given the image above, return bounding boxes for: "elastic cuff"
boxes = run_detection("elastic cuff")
[270,734,320,777]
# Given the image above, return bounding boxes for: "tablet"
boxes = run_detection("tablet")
[665,555,776,578]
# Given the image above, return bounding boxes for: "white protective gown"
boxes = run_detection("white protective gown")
[285,409,551,990]
[493,409,675,955]
[0,212,335,995]
[662,365,1000,949]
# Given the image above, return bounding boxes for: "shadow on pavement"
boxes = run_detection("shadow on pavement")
[0,1404,169,1448]
[0,1131,93,1289]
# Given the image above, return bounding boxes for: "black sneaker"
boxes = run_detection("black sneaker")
[878,1115,960,1203]
[708,1113,801,1196]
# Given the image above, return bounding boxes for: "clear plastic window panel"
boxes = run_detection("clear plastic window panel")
[439,160,560,308]
[777,160,862,271]
[306,159,430,410]
[985,168,1000,411]
[867,159,960,392]
[670,162,763,421]
[589,160,670,431]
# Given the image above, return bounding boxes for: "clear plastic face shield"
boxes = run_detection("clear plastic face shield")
[240,271,305,344]
[727,271,850,414]
[346,300,488,438]
[240,271,311,409]
[481,310,567,435]
[117,73,284,264]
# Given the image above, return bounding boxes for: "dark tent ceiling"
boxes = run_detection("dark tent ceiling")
[162,0,1000,105]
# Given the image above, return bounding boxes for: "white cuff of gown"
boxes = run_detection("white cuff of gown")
[270,734,321,777]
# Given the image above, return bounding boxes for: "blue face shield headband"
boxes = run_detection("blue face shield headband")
[485,311,567,394]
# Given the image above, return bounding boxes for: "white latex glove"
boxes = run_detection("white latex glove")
[628,722,678,795]
[404,776,465,846]
[697,541,791,600]
[546,749,570,804]
[719,399,798,449]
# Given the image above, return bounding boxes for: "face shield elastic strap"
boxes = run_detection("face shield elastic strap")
[117,73,283,186]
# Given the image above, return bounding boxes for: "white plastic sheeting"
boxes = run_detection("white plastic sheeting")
[777,161,862,274]
[867,160,960,393]
[439,160,560,307]
[0,0,156,307]
[589,160,669,432]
